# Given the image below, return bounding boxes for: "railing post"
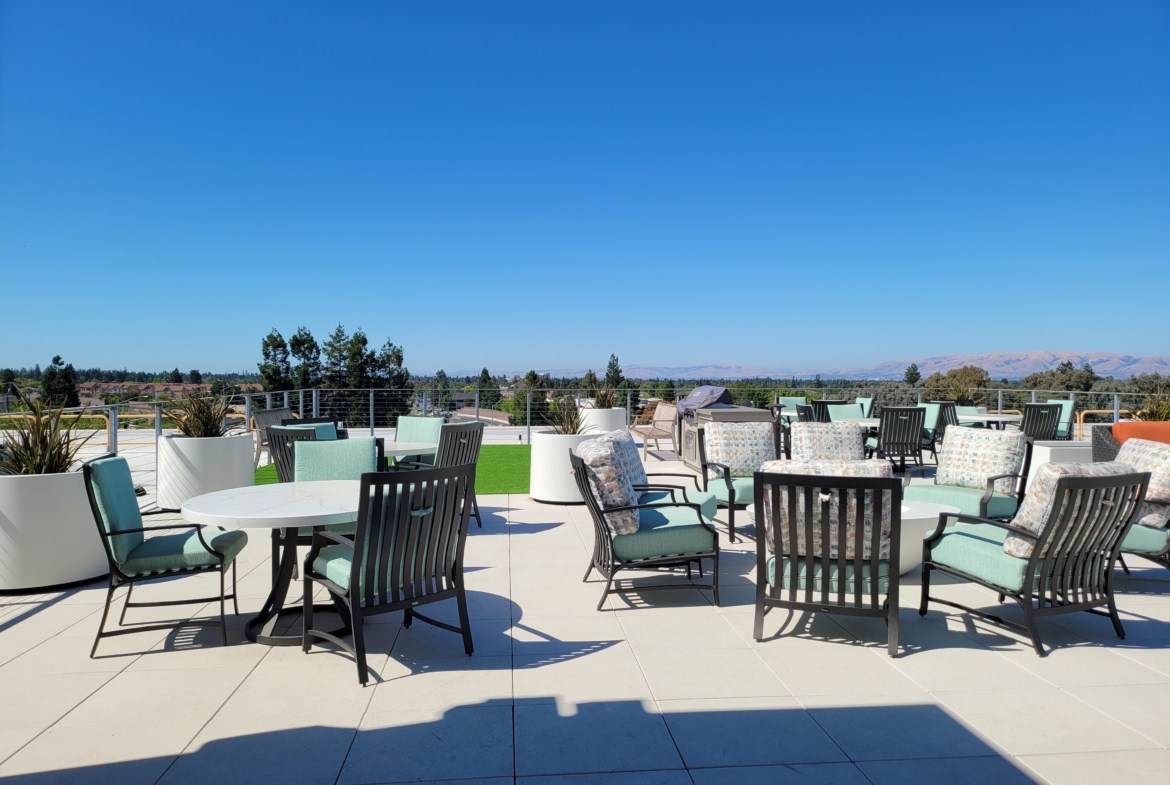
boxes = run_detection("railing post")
[266,392,272,410]
[526,390,532,445]
[283,391,289,409]
[998,390,1003,413]
[298,390,304,418]
[312,388,320,418]
[626,390,632,425]
[475,390,480,423]
[1030,390,1037,403]
[154,402,162,481]
[369,389,375,436]
[916,390,922,404]
[1114,394,1121,423]
[423,390,429,417]
[108,407,118,455]
[244,395,252,431]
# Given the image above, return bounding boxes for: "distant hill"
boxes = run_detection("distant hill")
[498,351,1170,381]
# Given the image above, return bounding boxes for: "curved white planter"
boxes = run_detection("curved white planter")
[579,408,627,435]
[530,432,598,504]
[0,472,107,590]
[157,435,254,510]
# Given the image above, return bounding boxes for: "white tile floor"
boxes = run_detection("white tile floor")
[1,445,1168,784]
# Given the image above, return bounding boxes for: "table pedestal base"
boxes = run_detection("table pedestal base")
[245,529,351,647]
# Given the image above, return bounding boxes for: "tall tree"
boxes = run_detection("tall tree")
[605,354,623,388]
[168,368,184,384]
[923,366,992,403]
[581,369,599,391]
[41,356,80,407]
[322,324,350,389]
[289,326,322,389]
[904,363,921,385]
[258,329,293,391]
[477,368,501,409]
[187,369,203,385]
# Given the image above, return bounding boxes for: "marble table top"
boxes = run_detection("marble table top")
[958,412,1022,423]
[383,441,438,458]
[181,480,361,530]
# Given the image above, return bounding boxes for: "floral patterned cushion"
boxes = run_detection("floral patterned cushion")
[1135,501,1170,530]
[703,421,776,479]
[758,459,893,560]
[1004,461,1137,558]
[576,437,639,535]
[789,422,864,462]
[935,427,1027,494]
[1116,439,1170,504]
[591,430,648,486]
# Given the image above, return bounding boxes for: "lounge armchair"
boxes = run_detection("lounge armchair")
[904,428,1030,519]
[572,438,719,610]
[629,401,679,459]
[697,420,782,542]
[920,462,1149,655]
[790,421,865,461]
[83,456,246,657]
[1110,439,1170,580]
[753,460,903,655]
[1021,403,1062,441]
[303,464,477,684]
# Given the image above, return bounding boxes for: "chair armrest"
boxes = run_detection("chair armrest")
[632,484,678,503]
[305,528,355,571]
[645,472,700,491]
[706,462,736,494]
[902,464,929,489]
[982,473,1024,504]
[102,523,207,535]
[928,511,1038,543]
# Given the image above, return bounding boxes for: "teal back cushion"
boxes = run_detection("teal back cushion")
[295,437,377,482]
[956,406,980,416]
[1046,399,1074,431]
[396,416,443,445]
[86,457,143,563]
[285,422,338,440]
[918,403,941,435]
[855,397,874,417]
[828,403,865,422]
[778,397,807,413]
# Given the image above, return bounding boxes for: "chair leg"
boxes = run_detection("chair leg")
[582,562,593,583]
[219,568,228,646]
[597,572,614,611]
[711,555,720,607]
[1118,554,1131,575]
[302,575,314,653]
[232,561,239,615]
[727,504,736,543]
[887,602,899,657]
[919,564,931,617]
[753,596,766,641]
[1107,595,1126,640]
[1021,601,1046,657]
[473,497,482,528]
[457,586,475,655]
[90,581,117,659]
[997,593,1005,603]
[119,581,134,625]
[352,608,368,686]
[403,608,413,628]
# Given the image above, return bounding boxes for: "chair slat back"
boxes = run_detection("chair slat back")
[1027,473,1147,607]
[935,401,959,440]
[1022,403,1062,441]
[352,464,475,609]
[268,425,317,483]
[251,407,294,446]
[652,402,677,430]
[432,422,485,468]
[795,405,814,423]
[874,406,926,461]
[755,472,901,610]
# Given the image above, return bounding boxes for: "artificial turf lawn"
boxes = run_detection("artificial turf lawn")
[252,443,531,494]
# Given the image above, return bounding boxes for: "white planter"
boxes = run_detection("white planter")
[157,434,255,510]
[579,408,627,435]
[530,432,598,504]
[1026,441,1094,493]
[0,472,107,590]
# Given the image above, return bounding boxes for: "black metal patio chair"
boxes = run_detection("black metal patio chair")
[1021,403,1062,442]
[395,421,485,527]
[795,405,814,423]
[866,406,926,472]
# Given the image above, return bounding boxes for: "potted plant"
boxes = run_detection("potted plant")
[530,395,596,504]
[0,393,107,590]
[579,386,627,434]
[156,394,254,510]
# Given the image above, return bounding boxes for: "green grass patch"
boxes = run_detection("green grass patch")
[475,444,530,494]
[253,444,531,494]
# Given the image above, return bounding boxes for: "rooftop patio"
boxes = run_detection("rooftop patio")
[1,438,1168,785]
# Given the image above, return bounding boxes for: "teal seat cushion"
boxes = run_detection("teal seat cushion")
[928,523,1028,591]
[121,528,247,576]
[708,477,754,506]
[904,483,1019,519]
[86,456,144,563]
[611,503,716,562]
[767,555,889,594]
[313,544,355,588]
[284,422,338,440]
[295,437,377,482]
[639,490,718,521]
[1122,524,1170,556]
[865,436,878,449]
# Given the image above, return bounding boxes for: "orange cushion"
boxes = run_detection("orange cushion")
[1113,422,1170,447]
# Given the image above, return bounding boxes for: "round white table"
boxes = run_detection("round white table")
[744,499,960,575]
[182,481,361,646]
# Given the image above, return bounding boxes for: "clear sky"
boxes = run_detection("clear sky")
[1,1,1167,376]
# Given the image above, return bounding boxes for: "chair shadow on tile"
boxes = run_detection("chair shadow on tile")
[0,697,1040,784]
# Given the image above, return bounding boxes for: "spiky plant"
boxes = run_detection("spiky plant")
[594,386,618,409]
[165,394,233,438]
[1136,389,1170,422]
[545,395,583,435]
[0,391,93,475]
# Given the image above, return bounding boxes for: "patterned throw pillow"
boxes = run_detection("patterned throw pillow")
[576,437,640,535]
[936,428,1027,494]
[1003,461,1137,558]
[1116,439,1170,504]
[592,430,648,486]
[789,422,864,461]
[757,459,893,560]
[704,421,776,479]
[1135,501,1170,530]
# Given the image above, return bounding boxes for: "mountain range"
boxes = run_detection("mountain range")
[462,351,1170,381]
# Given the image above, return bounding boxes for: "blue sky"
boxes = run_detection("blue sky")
[1,1,1167,376]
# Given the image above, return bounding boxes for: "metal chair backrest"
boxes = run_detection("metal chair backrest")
[796,405,814,423]
[1022,403,1062,441]
[934,401,958,441]
[811,400,846,423]
[268,425,317,483]
[251,407,294,446]
[350,464,475,610]
[282,416,347,440]
[874,406,926,461]
[83,455,144,566]
[1025,473,1147,605]
[1045,399,1075,439]
[431,422,485,469]
[755,471,901,609]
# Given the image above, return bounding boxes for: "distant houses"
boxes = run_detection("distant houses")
[74,381,263,406]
